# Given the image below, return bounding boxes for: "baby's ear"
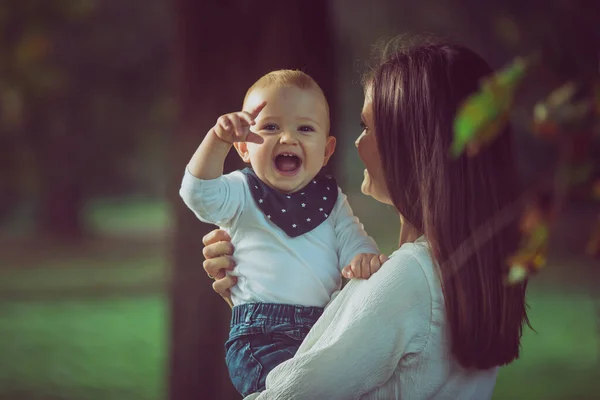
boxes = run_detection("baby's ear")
[233,142,251,163]
[323,136,337,166]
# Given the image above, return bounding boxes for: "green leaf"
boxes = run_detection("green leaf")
[507,263,528,284]
[451,57,528,157]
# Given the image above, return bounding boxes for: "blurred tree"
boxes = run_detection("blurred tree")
[168,1,336,398]
[450,0,600,281]
[0,0,172,239]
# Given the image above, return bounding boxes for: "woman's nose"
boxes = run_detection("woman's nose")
[355,131,366,148]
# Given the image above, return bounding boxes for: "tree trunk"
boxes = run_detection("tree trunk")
[169,1,336,399]
[0,133,20,224]
[33,94,87,241]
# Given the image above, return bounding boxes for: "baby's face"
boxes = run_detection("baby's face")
[237,85,336,193]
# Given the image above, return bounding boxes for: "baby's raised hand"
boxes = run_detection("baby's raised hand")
[212,101,267,144]
[342,253,389,280]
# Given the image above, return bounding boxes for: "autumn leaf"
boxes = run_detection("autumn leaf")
[507,246,548,284]
[507,247,548,284]
[507,198,553,284]
[526,223,550,252]
[532,82,594,140]
[15,32,52,69]
[451,56,529,157]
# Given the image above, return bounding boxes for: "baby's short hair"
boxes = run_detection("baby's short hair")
[244,69,329,114]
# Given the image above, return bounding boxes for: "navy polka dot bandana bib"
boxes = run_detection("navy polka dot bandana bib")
[241,167,338,238]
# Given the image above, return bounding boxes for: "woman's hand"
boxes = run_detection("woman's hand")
[202,229,237,308]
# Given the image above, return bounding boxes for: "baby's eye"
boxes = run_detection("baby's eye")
[298,125,315,132]
[262,124,278,131]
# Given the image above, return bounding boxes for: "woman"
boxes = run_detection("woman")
[201,37,529,399]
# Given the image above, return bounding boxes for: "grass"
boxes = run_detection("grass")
[0,296,167,400]
[0,243,166,299]
[494,287,599,399]
[0,199,169,400]
[0,199,598,399]
[84,198,171,236]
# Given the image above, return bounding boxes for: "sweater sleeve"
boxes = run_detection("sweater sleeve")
[178,168,246,227]
[332,188,379,269]
[245,246,432,400]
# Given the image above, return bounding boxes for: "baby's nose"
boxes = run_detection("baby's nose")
[280,131,298,143]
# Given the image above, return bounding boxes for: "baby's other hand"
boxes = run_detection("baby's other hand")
[342,253,389,280]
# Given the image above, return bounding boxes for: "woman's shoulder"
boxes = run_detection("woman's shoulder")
[374,237,443,316]
[384,237,437,287]
[338,237,436,314]
[333,236,439,315]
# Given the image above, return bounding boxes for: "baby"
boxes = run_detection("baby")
[179,70,384,397]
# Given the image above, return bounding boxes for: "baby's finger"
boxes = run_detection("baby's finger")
[228,115,246,139]
[217,115,231,131]
[342,265,353,279]
[238,111,256,127]
[245,131,264,144]
[379,254,389,264]
[360,256,371,279]
[248,100,267,119]
[212,118,228,140]
[369,256,382,275]
[351,258,362,279]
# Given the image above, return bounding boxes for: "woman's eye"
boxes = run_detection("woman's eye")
[359,121,368,131]
[298,125,315,132]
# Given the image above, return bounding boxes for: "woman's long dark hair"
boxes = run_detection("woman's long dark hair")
[367,36,529,369]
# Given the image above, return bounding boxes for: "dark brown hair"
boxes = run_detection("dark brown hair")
[366,36,529,369]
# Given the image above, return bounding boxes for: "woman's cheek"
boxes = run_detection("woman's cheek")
[363,168,393,205]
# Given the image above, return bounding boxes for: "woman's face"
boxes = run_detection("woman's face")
[355,90,392,205]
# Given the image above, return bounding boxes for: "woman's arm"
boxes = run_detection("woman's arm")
[246,247,432,399]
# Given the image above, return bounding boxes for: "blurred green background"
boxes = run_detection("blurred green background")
[1,201,598,399]
[1,0,598,399]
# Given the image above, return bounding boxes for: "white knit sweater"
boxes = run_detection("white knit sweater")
[245,236,499,399]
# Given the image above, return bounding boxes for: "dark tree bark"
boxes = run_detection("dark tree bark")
[0,133,20,224]
[33,92,87,241]
[169,1,337,399]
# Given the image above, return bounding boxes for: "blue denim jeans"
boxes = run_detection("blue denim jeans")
[225,303,323,397]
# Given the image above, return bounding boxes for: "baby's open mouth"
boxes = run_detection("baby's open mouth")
[274,152,302,176]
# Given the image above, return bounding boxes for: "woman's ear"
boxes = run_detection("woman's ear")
[233,142,251,163]
[323,136,337,166]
